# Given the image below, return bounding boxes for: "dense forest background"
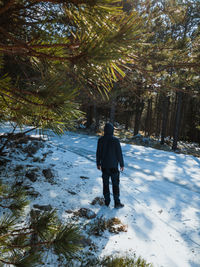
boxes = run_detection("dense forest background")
[78,0,200,148]
[81,81,200,146]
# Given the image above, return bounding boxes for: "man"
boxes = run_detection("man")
[96,122,124,208]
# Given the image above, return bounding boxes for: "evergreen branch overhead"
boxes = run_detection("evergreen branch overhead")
[0,0,199,133]
[0,0,147,132]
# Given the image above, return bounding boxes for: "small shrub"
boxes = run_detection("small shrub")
[77,253,153,267]
[88,216,107,236]
[88,216,127,236]
[101,255,153,267]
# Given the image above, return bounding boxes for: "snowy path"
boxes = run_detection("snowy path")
[43,132,200,267]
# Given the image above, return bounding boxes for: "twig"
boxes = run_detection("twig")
[8,240,52,249]
[21,127,38,135]
[0,230,34,239]
[0,259,16,265]
[0,203,10,209]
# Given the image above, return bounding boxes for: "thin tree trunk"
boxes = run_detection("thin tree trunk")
[155,93,162,138]
[134,100,144,136]
[179,92,188,141]
[86,105,93,128]
[149,98,153,136]
[94,105,100,132]
[187,96,199,142]
[168,93,177,139]
[160,96,170,145]
[172,91,183,150]
[145,98,152,137]
[125,111,130,130]
[110,99,116,124]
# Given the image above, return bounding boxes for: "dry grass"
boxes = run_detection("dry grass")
[88,216,127,236]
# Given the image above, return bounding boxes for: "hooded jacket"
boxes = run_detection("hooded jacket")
[96,123,124,169]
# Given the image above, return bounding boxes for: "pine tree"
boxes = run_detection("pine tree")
[0,0,146,134]
[0,180,82,266]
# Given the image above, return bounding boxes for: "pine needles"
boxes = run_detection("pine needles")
[0,182,83,266]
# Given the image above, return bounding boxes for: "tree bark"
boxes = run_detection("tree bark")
[168,93,177,139]
[160,96,170,145]
[125,111,130,130]
[155,93,162,138]
[145,98,152,137]
[172,91,183,150]
[110,99,116,124]
[134,100,144,136]
[94,104,100,132]
[86,105,93,128]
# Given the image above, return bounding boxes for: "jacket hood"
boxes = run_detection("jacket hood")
[104,123,114,135]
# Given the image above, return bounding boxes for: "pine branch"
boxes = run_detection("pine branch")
[158,62,200,70]
[7,240,52,249]
[1,94,10,109]
[1,251,42,267]
[53,224,82,257]
[0,125,16,154]
[19,127,38,136]
[2,86,41,97]
[0,203,10,209]
[0,91,29,106]
[0,230,34,239]
[0,214,18,235]
[0,128,39,155]
[31,0,109,5]
[0,27,27,47]
[27,49,84,62]
[0,178,82,265]
[0,259,16,265]
[0,43,79,50]
[0,90,50,108]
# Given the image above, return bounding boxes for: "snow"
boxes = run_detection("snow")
[1,129,200,266]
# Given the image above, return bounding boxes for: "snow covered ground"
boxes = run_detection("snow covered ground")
[1,129,200,266]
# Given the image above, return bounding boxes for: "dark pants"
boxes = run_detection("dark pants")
[102,168,120,205]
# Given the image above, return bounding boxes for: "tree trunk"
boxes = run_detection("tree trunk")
[172,91,183,150]
[125,111,130,130]
[86,105,93,128]
[110,99,116,124]
[145,98,152,137]
[155,93,162,138]
[134,100,144,135]
[160,96,170,145]
[94,104,100,132]
[187,96,199,143]
[179,92,189,141]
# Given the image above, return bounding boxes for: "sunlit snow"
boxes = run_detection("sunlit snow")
[1,127,200,267]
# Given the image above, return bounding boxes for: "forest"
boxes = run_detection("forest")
[0,0,200,266]
[0,0,199,149]
[78,1,200,149]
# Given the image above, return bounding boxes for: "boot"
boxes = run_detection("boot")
[114,202,124,209]
[105,200,110,207]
